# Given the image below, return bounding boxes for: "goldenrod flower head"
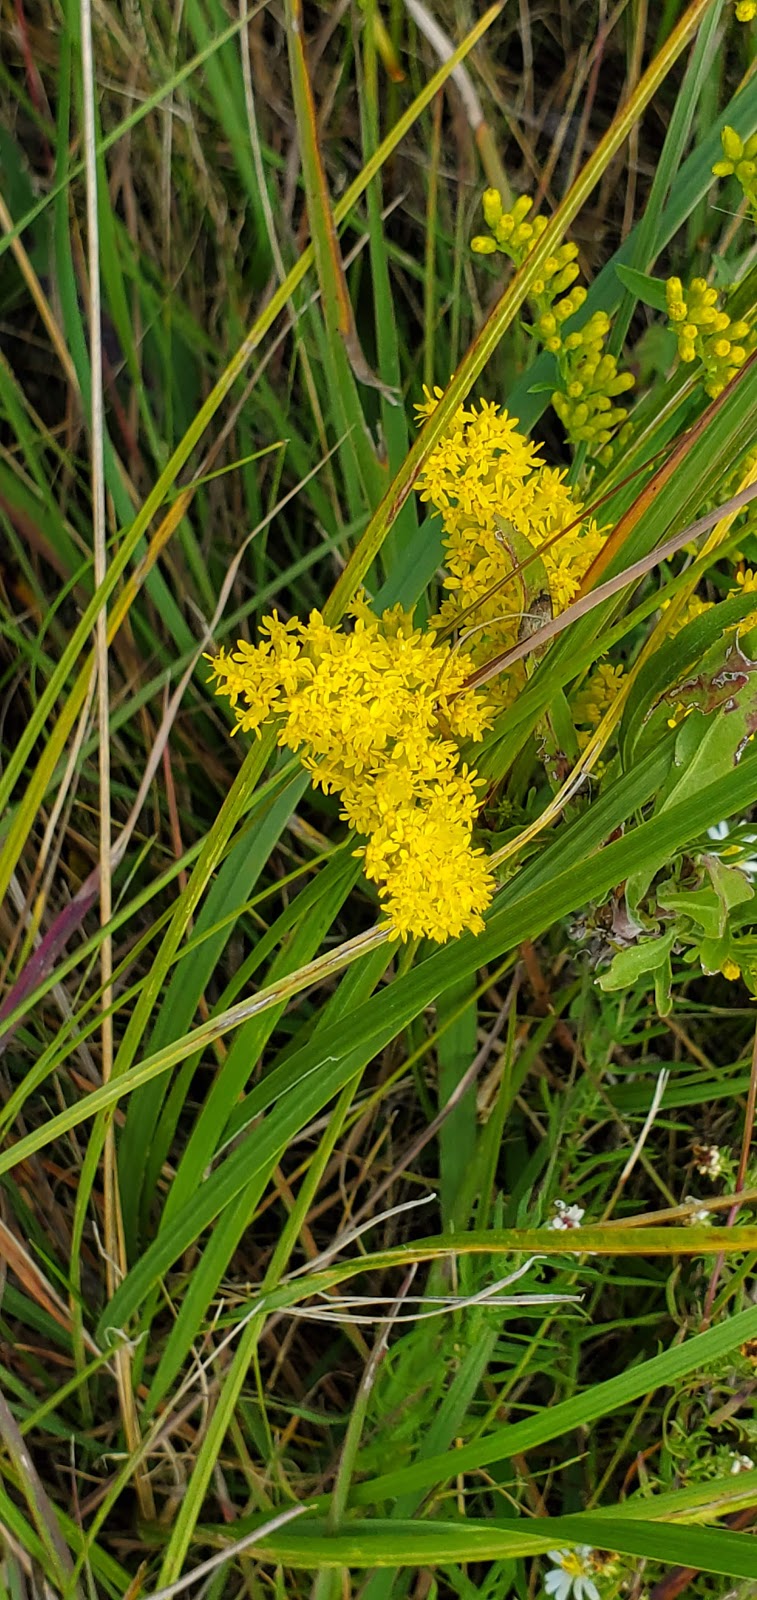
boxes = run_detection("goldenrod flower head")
[727,568,757,631]
[361,788,495,942]
[470,234,498,255]
[482,186,504,231]
[414,383,446,422]
[551,313,634,458]
[471,192,557,273]
[666,275,756,396]
[416,398,605,709]
[207,601,496,942]
[735,0,756,17]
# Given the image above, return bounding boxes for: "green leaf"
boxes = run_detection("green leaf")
[348,1303,757,1506]
[614,263,669,311]
[597,929,676,1010]
[238,1514,757,1578]
[621,593,757,771]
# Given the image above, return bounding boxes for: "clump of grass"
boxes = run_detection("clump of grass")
[1,2,757,1597]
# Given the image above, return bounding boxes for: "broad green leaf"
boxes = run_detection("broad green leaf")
[614,263,669,312]
[620,592,757,769]
[597,929,676,1016]
[244,1514,757,1576]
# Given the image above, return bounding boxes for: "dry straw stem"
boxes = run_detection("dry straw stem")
[0,191,79,394]
[79,0,153,1521]
[581,352,757,592]
[286,0,399,404]
[0,440,338,1060]
[0,1387,80,1596]
[77,12,506,1257]
[0,926,390,1182]
[402,0,512,199]
[139,1505,312,1600]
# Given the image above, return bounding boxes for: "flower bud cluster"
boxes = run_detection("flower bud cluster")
[712,125,757,222]
[552,311,635,461]
[472,191,633,459]
[665,275,754,398]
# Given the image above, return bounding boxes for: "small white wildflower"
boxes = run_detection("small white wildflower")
[683,1195,712,1224]
[708,820,731,842]
[730,1451,754,1473]
[544,1548,600,1600]
[548,1199,586,1231]
[692,1143,725,1178]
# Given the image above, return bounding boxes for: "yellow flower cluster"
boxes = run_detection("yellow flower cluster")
[734,0,756,21]
[415,392,605,708]
[471,191,633,460]
[665,275,754,397]
[472,194,582,314]
[572,661,625,749]
[551,310,635,458]
[660,591,714,638]
[733,567,757,630]
[206,603,496,942]
[713,125,757,221]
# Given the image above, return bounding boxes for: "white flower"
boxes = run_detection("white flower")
[730,1451,754,1473]
[683,1195,712,1224]
[544,1548,600,1600]
[548,1199,586,1231]
[693,1143,725,1178]
[708,820,731,842]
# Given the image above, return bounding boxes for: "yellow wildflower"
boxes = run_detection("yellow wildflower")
[417,399,605,709]
[414,383,446,422]
[207,602,496,943]
[713,128,757,206]
[729,568,757,631]
[660,592,714,638]
[362,786,495,942]
[471,192,633,458]
[552,311,635,461]
[735,0,756,17]
[666,275,755,397]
